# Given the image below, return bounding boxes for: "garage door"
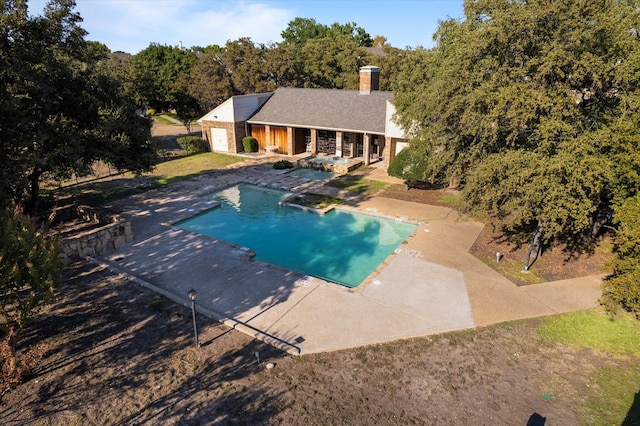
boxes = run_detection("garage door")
[211,128,228,152]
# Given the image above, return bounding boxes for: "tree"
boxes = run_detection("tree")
[218,38,275,94]
[0,0,157,213]
[280,17,372,47]
[393,0,640,260]
[181,50,233,112]
[130,43,197,111]
[0,206,61,327]
[299,35,370,89]
[601,194,640,316]
[0,204,61,393]
[280,17,329,47]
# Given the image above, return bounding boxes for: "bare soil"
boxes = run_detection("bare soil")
[2,122,621,424]
[3,261,628,425]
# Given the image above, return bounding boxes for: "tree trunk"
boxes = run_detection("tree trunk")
[523,221,544,271]
[27,168,42,215]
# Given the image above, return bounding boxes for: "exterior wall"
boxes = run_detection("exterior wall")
[251,124,267,147]
[382,137,409,168]
[201,120,238,153]
[270,126,288,154]
[385,100,405,138]
[233,121,249,152]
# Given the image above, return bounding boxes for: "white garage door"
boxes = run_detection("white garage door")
[211,128,228,152]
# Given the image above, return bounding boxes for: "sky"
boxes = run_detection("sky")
[27,0,465,54]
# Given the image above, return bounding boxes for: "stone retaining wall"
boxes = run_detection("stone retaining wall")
[54,205,134,265]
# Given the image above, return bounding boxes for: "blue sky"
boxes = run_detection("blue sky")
[28,0,464,54]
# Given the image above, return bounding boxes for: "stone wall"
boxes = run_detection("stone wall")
[54,205,134,265]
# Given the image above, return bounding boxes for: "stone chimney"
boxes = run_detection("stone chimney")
[359,65,380,95]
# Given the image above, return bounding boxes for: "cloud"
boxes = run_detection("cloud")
[28,0,295,53]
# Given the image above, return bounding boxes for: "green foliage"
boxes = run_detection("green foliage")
[273,160,293,169]
[242,136,258,153]
[537,309,640,424]
[299,35,369,89]
[0,206,61,327]
[176,136,207,155]
[130,43,197,111]
[0,0,157,213]
[601,194,640,316]
[281,18,372,47]
[393,0,640,254]
[387,148,428,180]
[288,193,342,209]
[537,309,640,356]
[326,175,387,194]
[147,108,156,116]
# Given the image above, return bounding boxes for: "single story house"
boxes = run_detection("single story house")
[198,66,408,168]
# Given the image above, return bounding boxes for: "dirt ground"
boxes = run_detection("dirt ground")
[1,121,623,424]
[3,261,630,425]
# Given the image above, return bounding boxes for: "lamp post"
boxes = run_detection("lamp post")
[187,288,200,347]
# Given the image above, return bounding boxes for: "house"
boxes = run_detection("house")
[198,66,408,169]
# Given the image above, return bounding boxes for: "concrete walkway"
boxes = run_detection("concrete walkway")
[96,159,603,354]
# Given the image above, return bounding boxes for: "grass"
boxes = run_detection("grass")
[326,174,387,194]
[537,309,640,356]
[478,255,547,285]
[537,309,640,425]
[288,193,343,209]
[153,115,179,125]
[150,152,243,185]
[52,152,246,206]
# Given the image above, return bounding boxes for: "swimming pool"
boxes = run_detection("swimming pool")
[176,183,416,287]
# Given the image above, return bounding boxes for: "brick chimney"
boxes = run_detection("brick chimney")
[359,65,380,95]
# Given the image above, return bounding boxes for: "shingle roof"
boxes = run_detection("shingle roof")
[247,87,393,134]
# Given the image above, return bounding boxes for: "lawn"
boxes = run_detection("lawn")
[50,152,246,206]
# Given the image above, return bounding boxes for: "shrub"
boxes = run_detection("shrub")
[387,148,427,180]
[177,136,207,155]
[273,160,293,169]
[147,108,156,116]
[242,136,258,153]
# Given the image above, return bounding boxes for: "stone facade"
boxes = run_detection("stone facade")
[200,120,250,153]
[54,205,134,265]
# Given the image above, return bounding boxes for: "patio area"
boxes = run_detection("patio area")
[95,159,603,355]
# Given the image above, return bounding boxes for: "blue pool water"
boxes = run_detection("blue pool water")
[287,168,336,181]
[176,183,416,287]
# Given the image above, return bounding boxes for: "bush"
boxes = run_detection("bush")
[177,136,207,155]
[273,160,293,169]
[388,148,424,179]
[147,108,156,116]
[242,136,258,153]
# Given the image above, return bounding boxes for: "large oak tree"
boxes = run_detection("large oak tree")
[1,0,157,213]
[393,0,640,255]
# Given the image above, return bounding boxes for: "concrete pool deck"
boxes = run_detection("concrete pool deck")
[96,159,603,355]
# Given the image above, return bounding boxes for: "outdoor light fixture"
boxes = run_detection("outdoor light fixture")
[187,288,200,347]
